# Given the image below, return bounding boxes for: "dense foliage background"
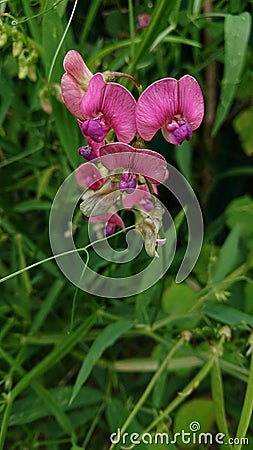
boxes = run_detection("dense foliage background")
[0,0,253,449]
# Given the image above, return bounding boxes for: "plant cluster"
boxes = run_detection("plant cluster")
[0,1,253,450]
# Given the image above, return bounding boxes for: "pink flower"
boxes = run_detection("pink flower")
[89,213,125,237]
[99,142,168,185]
[136,75,204,145]
[78,73,136,143]
[122,185,154,212]
[137,13,151,29]
[61,50,93,118]
[75,162,105,190]
[61,51,137,144]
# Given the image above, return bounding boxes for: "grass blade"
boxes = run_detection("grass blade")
[212,12,251,136]
[71,320,133,403]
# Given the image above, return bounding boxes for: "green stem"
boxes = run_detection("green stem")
[109,337,185,449]
[128,0,135,61]
[211,357,232,448]
[136,337,225,445]
[0,316,95,449]
[127,0,177,76]
[0,393,14,450]
[79,0,102,49]
[173,0,182,25]
[104,70,141,89]
[233,344,253,450]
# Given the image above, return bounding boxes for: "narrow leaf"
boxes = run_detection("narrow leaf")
[71,321,133,403]
[127,0,177,75]
[212,12,251,136]
[211,223,242,283]
[52,99,80,169]
[42,0,66,80]
[204,303,253,328]
[37,165,58,199]
[29,280,65,334]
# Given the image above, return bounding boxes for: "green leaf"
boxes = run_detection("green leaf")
[233,106,253,156]
[21,0,41,43]
[12,315,96,399]
[52,99,80,169]
[174,140,192,184]
[127,0,177,75]
[36,165,58,199]
[55,0,69,18]
[80,0,102,47]
[71,320,133,403]
[244,281,253,316]
[174,399,215,449]
[204,303,253,328]
[162,282,196,315]
[42,0,67,81]
[13,200,51,212]
[5,386,102,426]
[225,195,253,235]
[29,280,65,334]
[211,224,242,283]
[212,12,251,136]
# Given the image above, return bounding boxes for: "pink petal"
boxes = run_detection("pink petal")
[75,162,104,188]
[100,142,167,184]
[136,78,178,141]
[89,212,125,229]
[63,50,92,84]
[61,73,84,118]
[81,133,105,154]
[123,186,150,209]
[161,126,181,145]
[102,83,137,143]
[80,73,105,118]
[178,75,204,130]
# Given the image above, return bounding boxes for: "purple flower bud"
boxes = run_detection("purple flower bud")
[173,122,192,145]
[140,197,153,212]
[105,222,116,237]
[80,117,110,143]
[119,172,138,194]
[78,145,97,161]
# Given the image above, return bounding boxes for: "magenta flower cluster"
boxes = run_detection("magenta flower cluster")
[61,50,204,257]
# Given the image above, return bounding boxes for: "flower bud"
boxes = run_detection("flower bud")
[0,27,8,48]
[39,86,52,114]
[18,51,28,79]
[28,63,37,82]
[12,28,23,57]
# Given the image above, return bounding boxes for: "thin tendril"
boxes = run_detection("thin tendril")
[0,223,137,284]
[69,248,90,332]
[48,0,79,83]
